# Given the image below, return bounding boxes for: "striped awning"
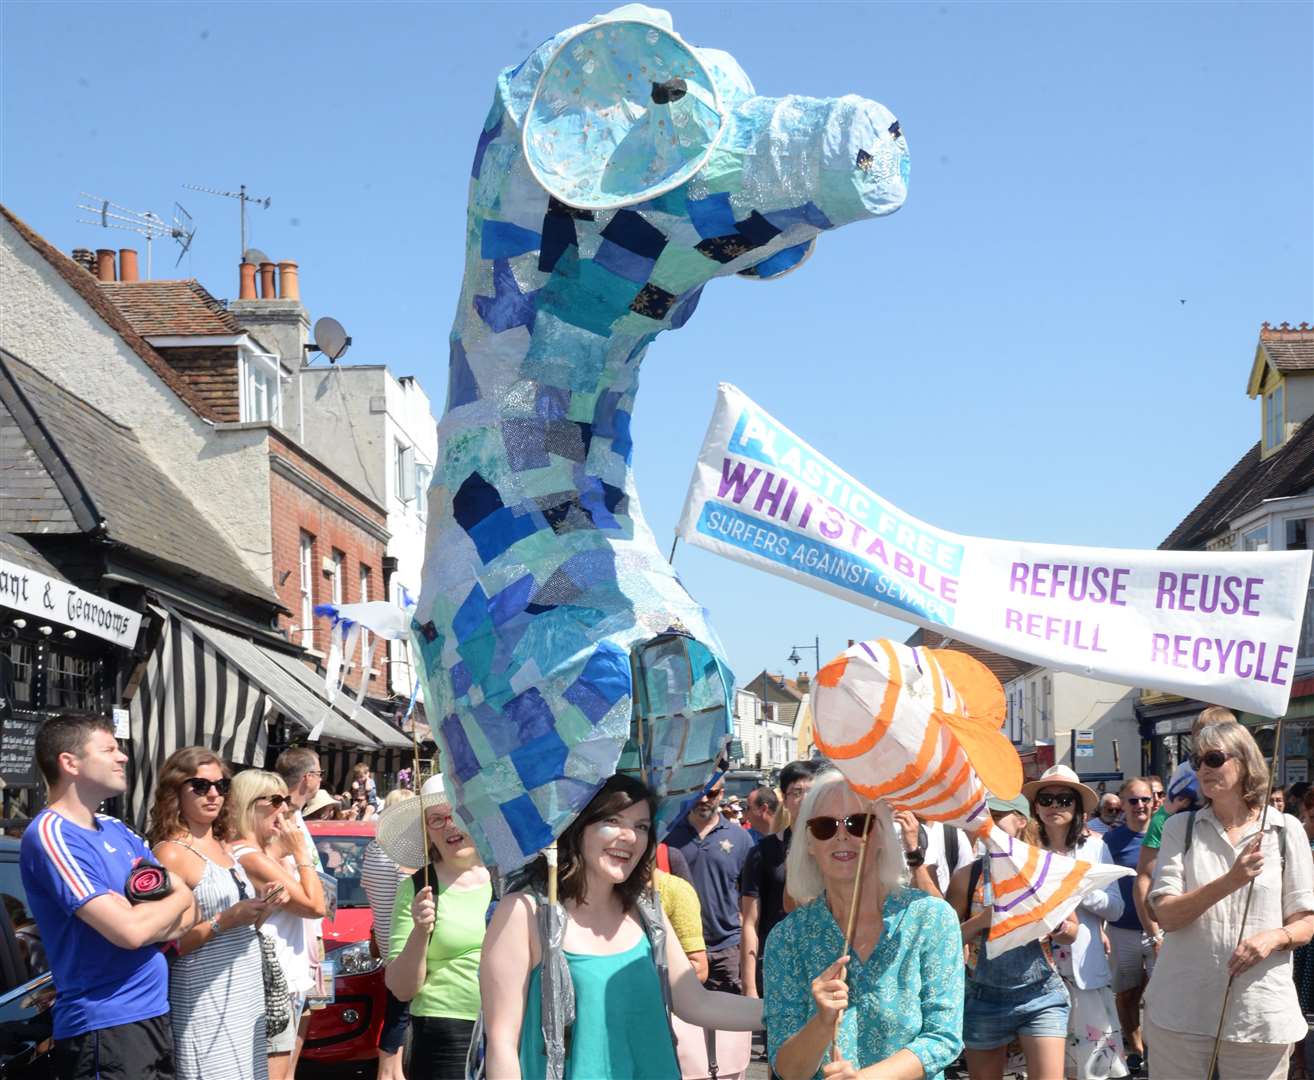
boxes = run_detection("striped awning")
[128,608,272,828]
[127,605,407,827]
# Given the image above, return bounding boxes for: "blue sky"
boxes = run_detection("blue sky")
[3,1,1311,690]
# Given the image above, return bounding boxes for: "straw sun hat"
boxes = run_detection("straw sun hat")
[377,775,452,867]
[1020,764,1099,816]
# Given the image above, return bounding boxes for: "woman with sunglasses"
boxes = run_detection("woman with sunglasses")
[948,791,1075,1080]
[231,768,327,1080]
[481,774,762,1079]
[1145,721,1314,1078]
[766,769,963,1080]
[1023,766,1127,1080]
[148,747,282,1080]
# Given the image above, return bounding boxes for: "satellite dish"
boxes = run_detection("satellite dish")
[243,247,272,265]
[313,317,351,362]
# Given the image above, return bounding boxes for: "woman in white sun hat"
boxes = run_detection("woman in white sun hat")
[1023,764,1128,1080]
[380,774,490,1079]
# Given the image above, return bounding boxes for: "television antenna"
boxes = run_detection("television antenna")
[76,194,196,278]
[183,182,271,261]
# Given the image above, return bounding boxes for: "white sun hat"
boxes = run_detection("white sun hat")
[376,774,452,868]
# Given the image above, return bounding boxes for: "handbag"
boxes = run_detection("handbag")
[259,930,292,1039]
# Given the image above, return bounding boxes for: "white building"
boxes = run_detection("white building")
[1004,666,1139,780]
[299,364,438,695]
[734,674,802,775]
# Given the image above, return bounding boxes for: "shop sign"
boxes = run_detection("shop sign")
[0,655,38,788]
[0,558,141,647]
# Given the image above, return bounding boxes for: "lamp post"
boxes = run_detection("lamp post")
[787,637,821,673]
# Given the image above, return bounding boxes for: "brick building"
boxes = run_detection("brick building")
[92,253,392,691]
[0,205,409,817]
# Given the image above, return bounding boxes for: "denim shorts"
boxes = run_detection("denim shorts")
[962,978,1070,1050]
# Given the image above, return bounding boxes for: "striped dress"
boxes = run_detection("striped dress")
[360,838,404,950]
[166,847,268,1080]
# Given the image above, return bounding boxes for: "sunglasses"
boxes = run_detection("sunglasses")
[1035,792,1076,809]
[183,777,230,797]
[806,813,874,841]
[1191,750,1231,770]
[256,794,291,809]
[1125,796,1153,806]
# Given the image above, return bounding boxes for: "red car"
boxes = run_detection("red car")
[302,819,389,1077]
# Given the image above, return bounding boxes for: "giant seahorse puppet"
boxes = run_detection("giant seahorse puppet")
[413,4,910,872]
[812,640,1131,953]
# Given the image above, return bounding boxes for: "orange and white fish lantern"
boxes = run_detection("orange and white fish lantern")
[812,639,1130,955]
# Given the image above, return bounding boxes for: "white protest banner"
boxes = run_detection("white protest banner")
[677,384,1313,718]
[0,557,142,647]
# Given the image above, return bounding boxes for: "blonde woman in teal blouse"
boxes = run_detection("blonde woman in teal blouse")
[764,770,964,1080]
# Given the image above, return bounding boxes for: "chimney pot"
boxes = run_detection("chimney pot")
[71,248,96,274]
[258,262,276,299]
[239,262,258,300]
[277,260,300,301]
[95,249,117,283]
[118,249,140,283]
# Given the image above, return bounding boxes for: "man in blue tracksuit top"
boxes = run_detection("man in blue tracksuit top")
[20,713,197,1079]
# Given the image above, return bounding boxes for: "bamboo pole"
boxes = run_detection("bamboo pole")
[546,841,559,905]
[830,813,874,1063]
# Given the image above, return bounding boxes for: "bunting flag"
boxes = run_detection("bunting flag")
[812,639,1130,955]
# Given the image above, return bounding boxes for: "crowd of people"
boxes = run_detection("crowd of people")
[14,707,1314,1080]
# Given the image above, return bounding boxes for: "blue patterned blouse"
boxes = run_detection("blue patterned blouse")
[764,888,964,1080]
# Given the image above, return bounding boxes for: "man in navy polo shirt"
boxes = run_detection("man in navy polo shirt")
[666,780,755,993]
[21,713,198,1079]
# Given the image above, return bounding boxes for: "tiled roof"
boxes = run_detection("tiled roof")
[0,349,277,604]
[1260,323,1314,374]
[1263,341,1314,374]
[100,280,244,337]
[0,204,213,420]
[0,532,65,579]
[903,627,1036,684]
[745,670,807,701]
[1160,412,1314,550]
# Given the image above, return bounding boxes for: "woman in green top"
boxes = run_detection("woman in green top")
[481,774,763,1078]
[382,775,491,1079]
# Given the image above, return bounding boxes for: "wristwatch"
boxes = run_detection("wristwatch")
[904,847,926,868]
[210,913,224,935]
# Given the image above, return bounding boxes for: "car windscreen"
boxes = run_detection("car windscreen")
[0,857,47,981]
[311,835,370,908]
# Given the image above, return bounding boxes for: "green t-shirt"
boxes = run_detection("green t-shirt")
[1143,805,1170,850]
[388,873,490,1020]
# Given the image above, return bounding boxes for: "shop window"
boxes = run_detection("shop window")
[1288,518,1314,660]
[1,644,34,707]
[45,650,96,711]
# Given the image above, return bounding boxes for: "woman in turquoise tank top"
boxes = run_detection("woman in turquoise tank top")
[481,775,764,1078]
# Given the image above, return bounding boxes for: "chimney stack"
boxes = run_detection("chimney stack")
[258,262,276,299]
[71,249,96,275]
[95,249,117,282]
[277,260,300,301]
[796,670,810,689]
[239,262,258,300]
[118,249,140,283]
